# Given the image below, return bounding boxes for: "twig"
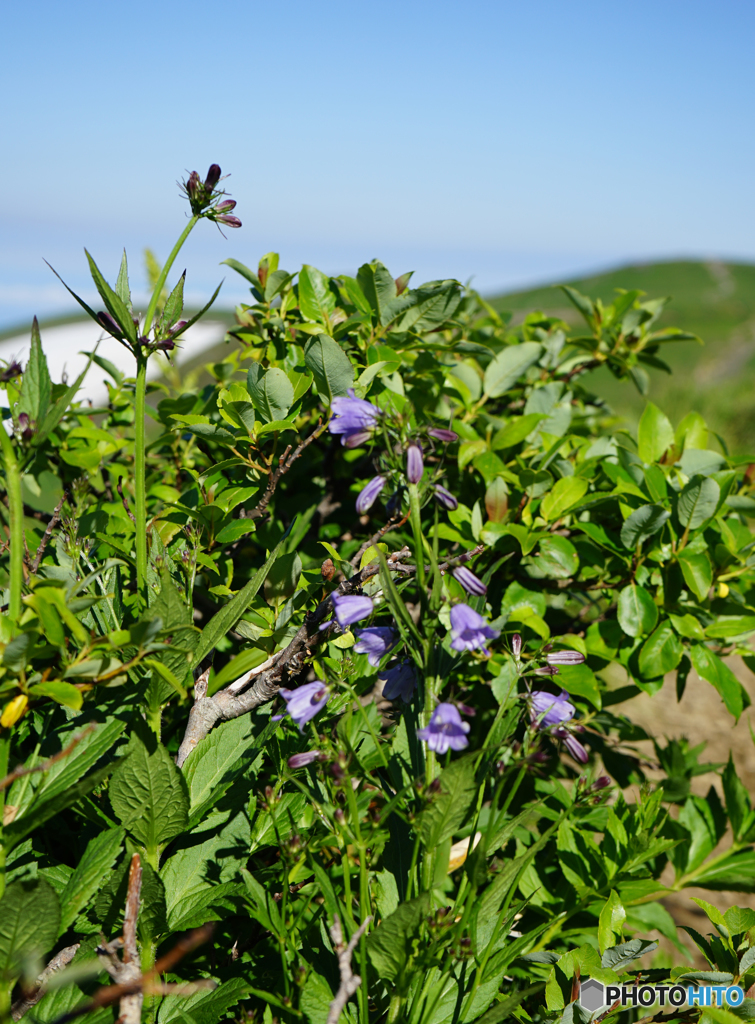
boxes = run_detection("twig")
[29,494,66,575]
[245,421,326,522]
[116,478,136,524]
[326,915,372,1024]
[50,926,215,1024]
[174,542,486,767]
[350,515,408,568]
[11,945,80,1021]
[0,724,96,792]
[96,854,143,1024]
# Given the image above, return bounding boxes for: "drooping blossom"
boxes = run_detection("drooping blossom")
[554,728,588,764]
[379,660,416,702]
[529,689,575,728]
[277,682,328,731]
[511,633,522,658]
[320,592,374,632]
[434,485,458,510]
[546,649,586,666]
[353,626,397,667]
[329,389,380,447]
[427,428,458,443]
[406,441,424,483]
[356,475,385,514]
[417,703,470,754]
[452,565,487,596]
[288,750,320,768]
[449,604,500,656]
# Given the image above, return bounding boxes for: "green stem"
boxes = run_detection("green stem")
[142,216,199,337]
[407,483,426,597]
[134,351,149,604]
[0,429,23,628]
[0,733,9,900]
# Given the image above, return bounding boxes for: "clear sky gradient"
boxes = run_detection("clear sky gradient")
[2,0,754,329]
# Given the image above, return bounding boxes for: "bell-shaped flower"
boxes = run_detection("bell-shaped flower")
[356,475,385,514]
[417,703,470,754]
[329,389,381,447]
[319,592,375,632]
[529,689,575,729]
[353,626,397,667]
[277,682,328,732]
[379,660,416,702]
[449,604,500,656]
[452,565,487,596]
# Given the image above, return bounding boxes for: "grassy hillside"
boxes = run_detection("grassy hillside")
[492,260,755,453]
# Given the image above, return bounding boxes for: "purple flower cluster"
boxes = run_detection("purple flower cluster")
[528,689,588,763]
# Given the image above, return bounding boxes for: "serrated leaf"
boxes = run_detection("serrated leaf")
[18,317,52,425]
[84,249,137,343]
[59,827,124,932]
[416,754,477,848]
[109,731,189,850]
[366,893,430,981]
[0,879,60,980]
[115,249,132,311]
[158,270,185,334]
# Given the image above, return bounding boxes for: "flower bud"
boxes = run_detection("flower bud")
[215,199,236,212]
[204,164,222,190]
[334,807,346,824]
[534,665,560,676]
[591,775,612,791]
[97,311,122,337]
[406,441,424,484]
[186,170,200,199]
[452,565,487,596]
[356,475,385,514]
[511,633,522,658]
[287,751,320,769]
[216,214,242,228]
[427,428,458,443]
[546,649,586,666]
[434,485,458,510]
[0,360,22,382]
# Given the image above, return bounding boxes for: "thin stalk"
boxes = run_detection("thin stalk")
[134,350,149,603]
[141,216,199,337]
[407,483,426,597]
[0,429,23,628]
[0,733,10,900]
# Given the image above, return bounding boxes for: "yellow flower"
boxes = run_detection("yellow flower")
[1,694,28,729]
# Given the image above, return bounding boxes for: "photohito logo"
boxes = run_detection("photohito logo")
[579,980,745,1013]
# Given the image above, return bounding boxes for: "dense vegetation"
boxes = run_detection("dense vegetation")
[1,167,755,1024]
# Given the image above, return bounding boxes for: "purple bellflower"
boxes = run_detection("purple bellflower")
[329,389,381,448]
[277,682,328,731]
[406,441,424,483]
[452,565,487,596]
[449,604,500,656]
[356,475,385,514]
[417,703,470,754]
[529,689,575,728]
[288,750,321,768]
[434,485,458,510]
[320,592,374,631]
[353,626,397,666]
[427,428,458,443]
[554,728,589,764]
[546,649,586,666]
[379,660,416,702]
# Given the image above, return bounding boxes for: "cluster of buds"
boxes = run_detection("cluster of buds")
[181,164,241,228]
[0,360,22,383]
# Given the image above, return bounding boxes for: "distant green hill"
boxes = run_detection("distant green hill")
[492,260,755,454]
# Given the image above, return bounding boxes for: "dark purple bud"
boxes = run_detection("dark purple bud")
[216,214,242,228]
[288,751,320,769]
[97,311,122,337]
[427,428,458,443]
[406,442,424,484]
[157,338,176,352]
[205,164,222,190]
[534,665,560,676]
[169,320,188,336]
[186,170,200,199]
[511,633,522,658]
[546,649,586,666]
[334,807,346,823]
[0,360,22,383]
[215,199,236,212]
[559,731,589,764]
[17,412,33,442]
[434,485,458,510]
[452,565,487,596]
[591,775,612,791]
[456,703,476,717]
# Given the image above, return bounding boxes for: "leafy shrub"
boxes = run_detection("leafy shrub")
[1,166,755,1024]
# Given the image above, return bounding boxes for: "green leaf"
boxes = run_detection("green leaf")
[541,477,589,521]
[304,334,354,401]
[492,413,545,450]
[598,890,626,954]
[247,365,294,422]
[724,906,755,934]
[115,249,132,310]
[483,342,543,399]
[678,551,713,601]
[390,280,462,332]
[84,249,137,344]
[300,969,334,1024]
[214,520,256,545]
[28,680,83,710]
[170,280,223,341]
[601,939,658,971]
[366,893,431,981]
[617,584,658,638]
[693,850,755,891]
[637,402,674,463]
[158,977,249,1024]
[356,261,398,323]
[678,474,721,530]
[158,270,185,334]
[18,318,52,424]
[638,622,683,678]
[298,264,336,326]
[0,879,60,981]
[109,730,189,850]
[416,754,477,848]
[690,646,744,720]
[35,719,125,804]
[36,348,98,445]
[558,663,602,709]
[620,504,670,548]
[193,528,290,668]
[706,615,755,638]
[59,827,124,931]
[524,535,579,579]
[144,658,188,701]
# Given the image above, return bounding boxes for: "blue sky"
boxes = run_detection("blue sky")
[2,0,754,329]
